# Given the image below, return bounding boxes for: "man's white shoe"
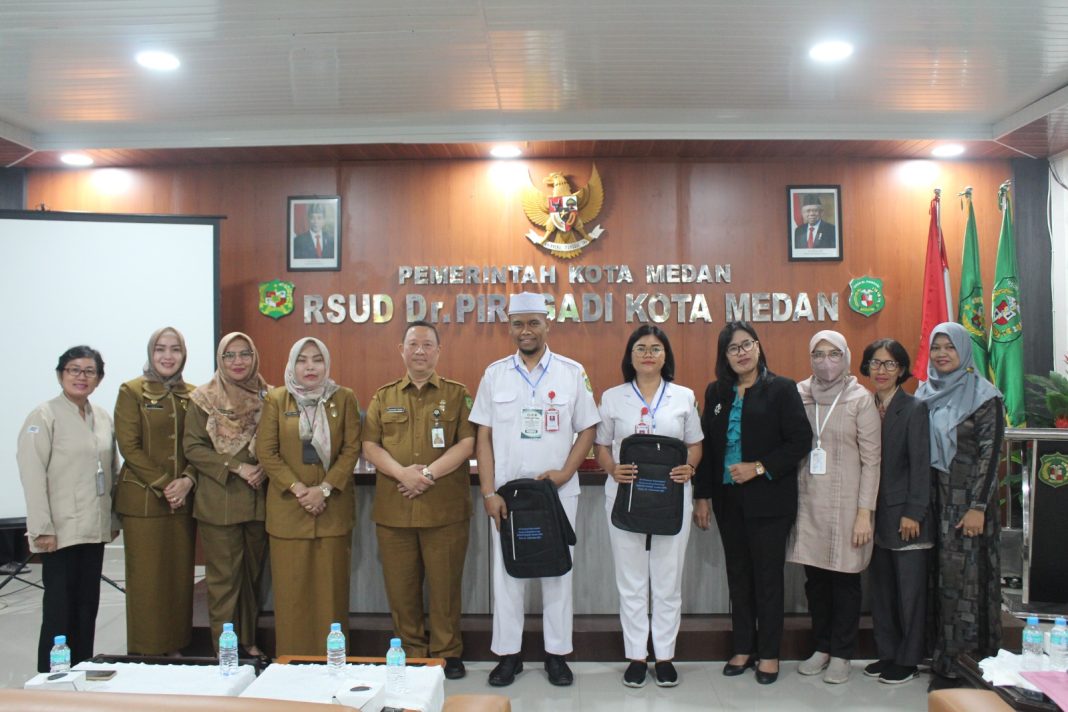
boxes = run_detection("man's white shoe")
[797,651,830,676]
[823,657,851,684]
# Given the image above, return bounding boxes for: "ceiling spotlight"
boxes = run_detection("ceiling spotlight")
[932,144,965,158]
[809,41,854,63]
[136,50,180,71]
[490,145,522,159]
[60,153,93,167]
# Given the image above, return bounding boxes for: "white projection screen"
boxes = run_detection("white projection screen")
[0,211,219,524]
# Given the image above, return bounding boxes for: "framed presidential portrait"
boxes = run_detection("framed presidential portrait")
[287,195,341,271]
[787,185,842,262]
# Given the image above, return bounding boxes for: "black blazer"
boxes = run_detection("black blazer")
[874,389,932,549]
[695,370,813,518]
[793,221,836,249]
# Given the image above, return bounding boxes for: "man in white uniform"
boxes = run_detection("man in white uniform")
[470,291,600,687]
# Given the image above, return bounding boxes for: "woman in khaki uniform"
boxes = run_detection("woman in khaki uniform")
[114,327,196,655]
[257,337,361,656]
[183,332,269,658]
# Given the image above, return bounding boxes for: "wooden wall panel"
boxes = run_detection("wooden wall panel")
[25,157,1012,405]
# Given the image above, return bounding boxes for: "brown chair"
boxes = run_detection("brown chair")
[928,689,1013,712]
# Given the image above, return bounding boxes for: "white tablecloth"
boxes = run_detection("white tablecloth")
[240,663,444,712]
[65,661,256,696]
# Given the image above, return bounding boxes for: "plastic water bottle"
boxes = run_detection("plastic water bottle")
[1022,616,1044,671]
[386,636,407,694]
[219,622,239,677]
[49,635,71,673]
[1050,617,1068,671]
[327,622,347,673]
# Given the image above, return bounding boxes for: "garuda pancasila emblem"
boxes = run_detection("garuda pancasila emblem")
[521,164,606,259]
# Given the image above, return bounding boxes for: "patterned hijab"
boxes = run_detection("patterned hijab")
[915,322,1001,472]
[284,337,340,469]
[801,329,856,406]
[142,326,189,393]
[190,332,270,455]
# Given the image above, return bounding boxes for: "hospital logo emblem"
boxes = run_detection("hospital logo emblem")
[848,276,884,317]
[1038,453,1068,489]
[259,279,295,320]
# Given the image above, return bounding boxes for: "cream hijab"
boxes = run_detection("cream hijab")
[284,337,340,469]
[800,329,855,406]
[190,332,269,455]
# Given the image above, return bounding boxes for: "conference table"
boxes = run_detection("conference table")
[23,660,257,696]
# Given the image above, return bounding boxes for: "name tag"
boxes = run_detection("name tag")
[521,407,543,439]
[809,447,827,475]
[386,407,406,414]
[284,411,299,417]
[544,406,560,432]
[431,426,445,448]
[145,403,164,411]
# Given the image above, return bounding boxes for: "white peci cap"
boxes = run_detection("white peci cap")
[507,292,549,315]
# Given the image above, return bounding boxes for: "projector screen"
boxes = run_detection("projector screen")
[0,210,219,523]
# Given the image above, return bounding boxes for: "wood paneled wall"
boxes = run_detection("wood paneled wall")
[25,158,1013,402]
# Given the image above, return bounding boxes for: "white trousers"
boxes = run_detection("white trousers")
[605,487,692,661]
[490,494,578,656]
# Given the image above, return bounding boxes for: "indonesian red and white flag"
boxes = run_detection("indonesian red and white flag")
[913,192,953,381]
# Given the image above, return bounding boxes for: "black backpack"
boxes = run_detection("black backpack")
[497,478,577,578]
[611,434,687,539]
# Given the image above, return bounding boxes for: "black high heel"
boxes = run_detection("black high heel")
[722,656,756,676]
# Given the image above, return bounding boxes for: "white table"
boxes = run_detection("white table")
[240,663,444,712]
[58,661,256,696]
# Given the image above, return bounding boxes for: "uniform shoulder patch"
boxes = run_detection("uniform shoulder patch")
[583,372,593,393]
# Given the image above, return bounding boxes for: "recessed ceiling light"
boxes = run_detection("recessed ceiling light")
[809,41,854,63]
[932,144,965,158]
[490,145,522,159]
[60,153,93,167]
[136,50,180,71]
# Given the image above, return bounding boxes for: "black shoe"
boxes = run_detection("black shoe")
[879,664,918,685]
[654,660,678,687]
[755,662,779,685]
[444,657,466,680]
[488,654,523,687]
[723,656,756,676]
[622,660,647,688]
[863,660,891,678]
[544,654,574,686]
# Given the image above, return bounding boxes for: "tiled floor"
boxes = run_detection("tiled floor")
[0,537,931,710]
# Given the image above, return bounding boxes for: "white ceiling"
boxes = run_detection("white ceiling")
[1,0,1067,152]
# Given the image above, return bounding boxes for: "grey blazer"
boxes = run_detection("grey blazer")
[874,389,932,549]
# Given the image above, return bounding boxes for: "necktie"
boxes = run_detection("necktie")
[315,234,322,258]
[807,226,815,249]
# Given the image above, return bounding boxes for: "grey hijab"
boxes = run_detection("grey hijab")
[915,322,1001,472]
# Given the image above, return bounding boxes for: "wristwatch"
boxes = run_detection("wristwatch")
[754,462,766,476]
[421,467,435,482]
[319,483,332,498]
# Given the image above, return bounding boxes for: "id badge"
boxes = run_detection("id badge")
[521,407,544,439]
[431,426,446,448]
[544,406,560,432]
[634,421,650,434]
[809,447,827,475]
[302,440,320,464]
[95,463,106,497]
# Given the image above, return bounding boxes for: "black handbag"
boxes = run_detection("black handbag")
[497,478,577,578]
[611,434,687,538]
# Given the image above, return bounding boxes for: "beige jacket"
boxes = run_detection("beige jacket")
[787,378,881,573]
[17,394,119,553]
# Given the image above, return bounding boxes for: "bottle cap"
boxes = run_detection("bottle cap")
[1027,616,1039,625]
[390,637,402,647]
[331,622,342,632]
[1056,617,1067,627]
[54,635,66,645]
[223,622,234,632]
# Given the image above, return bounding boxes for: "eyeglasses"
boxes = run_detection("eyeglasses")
[64,366,98,378]
[867,359,900,373]
[633,345,665,357]
[726,339,757,356]
[811,350,844,363]
[221,350,254,362]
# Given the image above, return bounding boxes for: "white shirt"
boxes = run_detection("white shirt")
[595,380,703,499]
[469,346,600,497]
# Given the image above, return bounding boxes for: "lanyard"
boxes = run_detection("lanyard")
[630,380,667,427]
[813,389,844,449]
[514,354,553,400]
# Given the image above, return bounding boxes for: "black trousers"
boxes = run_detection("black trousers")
[869,546,928,667]
[714,490,795,661]
[803,565,862,659]
[38,543,105,672]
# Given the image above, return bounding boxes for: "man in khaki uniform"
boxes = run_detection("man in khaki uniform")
[363,320,476,680]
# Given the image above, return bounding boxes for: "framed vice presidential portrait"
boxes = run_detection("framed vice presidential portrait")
[288,195,341,271]
[788,185,842,262]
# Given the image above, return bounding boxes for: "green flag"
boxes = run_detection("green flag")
[957,190,989,375]
[988,182,1026,426]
